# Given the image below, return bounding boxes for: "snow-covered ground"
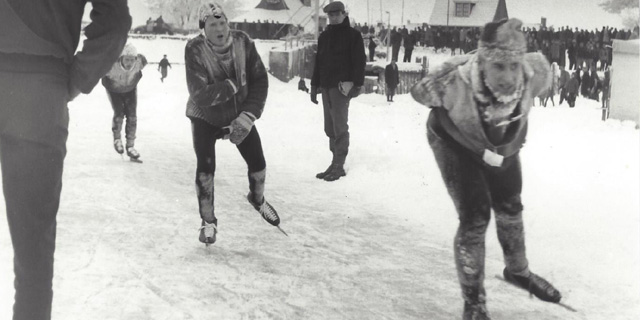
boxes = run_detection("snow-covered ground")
[1,38,638,320]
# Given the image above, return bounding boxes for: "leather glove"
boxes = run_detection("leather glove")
[224,112,255,145]
[310,86,318,104]
[348,85,362,98]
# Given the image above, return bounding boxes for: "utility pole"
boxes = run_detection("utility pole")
[386,11,390,61]
[401,0,404,26]
[315,0,320,40]
[447,0,450,27]
[379,0,383,25]
[367,0,370,25]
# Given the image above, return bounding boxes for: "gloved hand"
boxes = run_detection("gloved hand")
[224,111,256,145]
[310,86,318,104]
[348,86,362,98]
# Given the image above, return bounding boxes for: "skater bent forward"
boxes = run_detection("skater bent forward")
[411,18,562,319]
[186,2,280,245]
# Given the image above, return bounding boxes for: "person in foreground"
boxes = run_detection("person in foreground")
[0,0,130,319]
[411,18,562,319]
[185,2,280,245]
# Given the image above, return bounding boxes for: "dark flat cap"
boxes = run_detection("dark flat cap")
[323,1,345,13]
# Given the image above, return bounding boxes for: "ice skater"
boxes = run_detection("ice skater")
[158,54,171,82]
[411,18,562,319]
[185,2,282,245]
[102,43,147,162]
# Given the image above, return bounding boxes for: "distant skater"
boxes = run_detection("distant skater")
[158,54,172,82]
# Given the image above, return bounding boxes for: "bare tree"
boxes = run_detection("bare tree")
[599,0,639,14]
[143,0,243,29]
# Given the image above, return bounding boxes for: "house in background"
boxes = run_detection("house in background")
[428,0,508,27]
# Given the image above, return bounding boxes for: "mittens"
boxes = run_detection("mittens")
[224,111,256,145]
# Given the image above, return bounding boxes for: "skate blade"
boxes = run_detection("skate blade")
[130,158,143,163]
[276,226,289,237]
[495,275,577,312]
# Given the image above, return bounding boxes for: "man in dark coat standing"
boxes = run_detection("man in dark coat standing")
[310,1,366,181]
[368,36,377,62]
[385,59,400,102]
[0,1,130,319]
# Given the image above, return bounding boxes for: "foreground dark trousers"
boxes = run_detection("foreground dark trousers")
[0,72,69,320]
[191,118,266,224]
[427,111,528,305]
[386,86,396,101]
[107,89,137,147]
[321,87,351,165]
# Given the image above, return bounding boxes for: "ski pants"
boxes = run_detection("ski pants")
[321,87,351,166]
[0,71,69,320]
[191,118,266,224]
[107,89,137,147]
[426,110,529,305]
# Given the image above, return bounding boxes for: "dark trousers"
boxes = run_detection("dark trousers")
[559,87,567,105]
[321,87,350,165]
[191,118,266,223]
[403,48,413,62]
[369,49,375,62]
[427,111,528,305]
[107,89,137,147]
[386,86,396,101]
[392,45,401,62]
[1,72,69,320]
[567,92,577,107]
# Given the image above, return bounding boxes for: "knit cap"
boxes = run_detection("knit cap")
[198,2,227,28]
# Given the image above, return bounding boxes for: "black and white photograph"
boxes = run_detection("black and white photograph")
[1,0,638,319]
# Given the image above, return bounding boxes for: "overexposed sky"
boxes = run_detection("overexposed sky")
[120,0,626,30]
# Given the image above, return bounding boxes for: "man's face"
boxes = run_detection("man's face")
[204,15,230,46]
[327,11,346,25]
[122,55,136,69]
[480,56,524,97]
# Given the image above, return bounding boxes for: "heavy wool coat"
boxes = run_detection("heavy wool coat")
[185,31,268,128]
[411,52,551,166]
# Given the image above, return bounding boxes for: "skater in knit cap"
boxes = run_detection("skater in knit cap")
[411,18,562,319]
[102,43,148,162]
[185,2,281,245]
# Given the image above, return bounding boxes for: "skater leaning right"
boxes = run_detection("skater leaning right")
[158,54,171,82]
[185,2,280,245]
[102,43,147,161]
[411,18,562,319]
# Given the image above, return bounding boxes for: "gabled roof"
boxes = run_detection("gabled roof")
[231,0,315,27]
[429,0,508,27]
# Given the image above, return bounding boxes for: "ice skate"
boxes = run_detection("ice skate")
[247,192,280,226]
[198,220,217,246]
[113,139,124,154]
[463,302,491,320]
[502,268,562,303]
[126,147,142,163]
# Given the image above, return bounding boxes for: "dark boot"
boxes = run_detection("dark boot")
[316,164,333,179]
[323,164,346,181]
[503,268,562,303]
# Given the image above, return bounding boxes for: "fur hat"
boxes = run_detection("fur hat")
[121,43,137,57]
[477,18,527,61]
[198,2,227,29]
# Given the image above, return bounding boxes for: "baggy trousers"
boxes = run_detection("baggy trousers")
[426,111,529,305]
[321,87,350,165]
[191,118,267,224]
[0,72,69,320]
[107,89,137,148]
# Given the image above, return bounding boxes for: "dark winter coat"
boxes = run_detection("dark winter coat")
[566,77,580,95]
[385,63,399,89]
[159,58,171,70]
[411,52,551,166]
[0,0,131,94]
[185,31,268,128]
[311,16,366,89]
